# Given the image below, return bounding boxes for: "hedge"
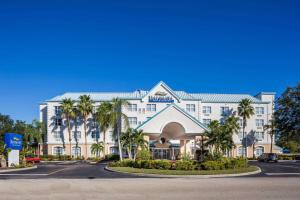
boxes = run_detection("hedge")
[109,158,247,171]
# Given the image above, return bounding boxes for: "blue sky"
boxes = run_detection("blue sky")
[0,0,299,122]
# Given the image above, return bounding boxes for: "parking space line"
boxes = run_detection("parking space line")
[265,173,300,176]
[0,174,48,176]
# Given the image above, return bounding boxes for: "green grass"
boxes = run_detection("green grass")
[109,166,258,175]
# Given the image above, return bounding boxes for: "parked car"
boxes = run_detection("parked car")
[258,153,278,163]
[25,155,41,164]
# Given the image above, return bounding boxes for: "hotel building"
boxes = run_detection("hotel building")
[40,81,280,159]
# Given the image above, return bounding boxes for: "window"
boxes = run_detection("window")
[255,146,264,156]
[255,132,264,141]
[146,104,156,112]
[127,104,137,112]
[202,106,211,114]
[128,117,137,126]
[255,107,264,115]
[237,132,243,140]
[109,131,114,141]
[237,146,243,157]
[53,131,62,141]
[72,146,81,157]
[54,118,62,126]
[53,146,64,155]
[203,119,211,125]
[256,119,264,127]
[238,119,243,127]
[54,106,62,116]
[220,106,230,116]
[72,131,81,139]
[91,116,98,129]
[91,131,100,140]
[186,104,196,112]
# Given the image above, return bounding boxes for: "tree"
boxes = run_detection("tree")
[30,120,47,157]
[222,115,240,156]
[264,117,277,153]
[78,95,94,159]
[238,99,255,158]
[91,142,104,157]
[275,83,300,148]
[111,98,129,161]
[205,120,222,155]
[132,129,148,161]
[121,128,148,161]
[121,128,135,160]
[61,98,76,156]
[96,102,112,156]
[0,113,14,139]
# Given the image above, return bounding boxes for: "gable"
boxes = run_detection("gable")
[136,104,208,134]
[142,81,181,103]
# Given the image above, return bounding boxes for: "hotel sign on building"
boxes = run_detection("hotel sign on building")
[148,91,174,103]
[40,81,280,159]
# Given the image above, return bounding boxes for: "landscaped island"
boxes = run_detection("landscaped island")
[108,157,258,176]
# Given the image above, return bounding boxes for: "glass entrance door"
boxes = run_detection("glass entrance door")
[152,148,180,160]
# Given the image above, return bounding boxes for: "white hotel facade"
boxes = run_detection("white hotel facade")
[40,81,279,159]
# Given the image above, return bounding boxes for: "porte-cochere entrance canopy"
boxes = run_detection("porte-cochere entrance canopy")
[136,104,209,160]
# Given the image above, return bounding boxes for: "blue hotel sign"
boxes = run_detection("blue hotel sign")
[4,133,23,150]
[148,93,174,103]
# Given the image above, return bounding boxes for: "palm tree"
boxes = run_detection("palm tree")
[31,120,46,157]
[238,99,255,158]
[91,142,104,157]
[61,98,76,156]
[121,128,148,160]
[205,120,222,155]
[264,116,277,153]
[222,115,240,156]
[132,129,148,161]
[96,102,112,156]
[78,95,94,159]
[111,98,129,161]
[121,128,135,160]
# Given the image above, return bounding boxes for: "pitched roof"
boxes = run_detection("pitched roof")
[46,81,271,103]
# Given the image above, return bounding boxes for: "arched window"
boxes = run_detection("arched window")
[72,146,81,157]
[255,146,264,156]
[53,146,64,155]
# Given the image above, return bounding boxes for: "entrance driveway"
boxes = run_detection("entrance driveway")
[1,160,300,179]
[0,161,145,179]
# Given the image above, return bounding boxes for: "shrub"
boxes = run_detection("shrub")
[151,160,172,170]
[202,161,224,170]
[181,153,192,161]
[136,149,151,160]
[105,154,120,161]
[175,160,195,170]
[278,155,294,160]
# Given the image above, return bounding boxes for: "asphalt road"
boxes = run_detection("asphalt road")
[0,161,144,179]
[0,160,300,179]
[1,177,300,200]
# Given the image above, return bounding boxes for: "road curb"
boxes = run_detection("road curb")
[0,166,37,173]
[105,166,262,178]
[41,161,79,164]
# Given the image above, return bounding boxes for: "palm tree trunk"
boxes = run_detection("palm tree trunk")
[242,120,246,158]
[270,134,273,153]
[67,118,72,157]
[117,130,123,161]
[37,143,40,157]
[117,115,123,161]
[103,130,106,156]
[84,118,88,160]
